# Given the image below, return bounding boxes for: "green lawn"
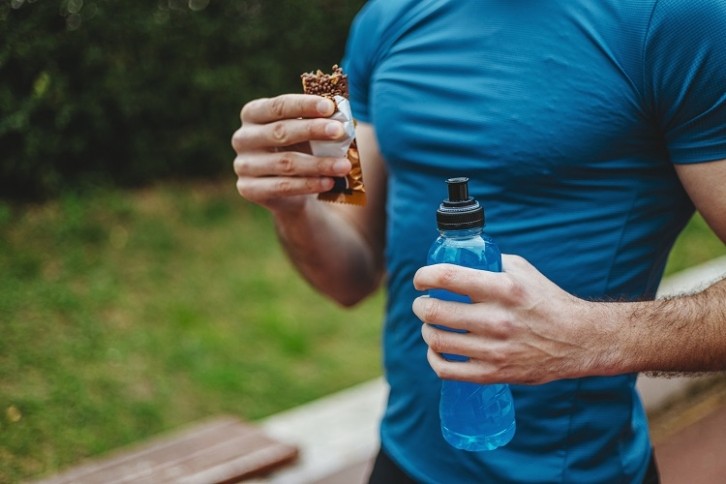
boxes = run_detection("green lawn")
[0,181,384,482]
[0,180,723,482]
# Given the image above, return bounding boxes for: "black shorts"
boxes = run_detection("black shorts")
[368,447,660,483]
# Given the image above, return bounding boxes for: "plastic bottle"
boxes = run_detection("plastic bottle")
[427,177,516,451]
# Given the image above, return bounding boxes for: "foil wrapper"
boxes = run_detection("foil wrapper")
[309,96,366,205]
[302,66,366,206]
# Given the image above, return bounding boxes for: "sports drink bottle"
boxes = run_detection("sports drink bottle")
[427,177,516,451]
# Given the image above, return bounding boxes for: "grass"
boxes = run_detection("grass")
[0,179,724,482]
[0,180,384,482]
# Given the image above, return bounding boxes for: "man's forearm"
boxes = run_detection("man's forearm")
[618,277,726,374]
[273,201,382,307]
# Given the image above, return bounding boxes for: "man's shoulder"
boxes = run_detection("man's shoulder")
[358,0,422,18]
[649,0,726,35]
[653,0,726,17]
[353,0,433,34]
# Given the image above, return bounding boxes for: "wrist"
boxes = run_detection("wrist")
[577,299,639,377]
[269,193,313,220]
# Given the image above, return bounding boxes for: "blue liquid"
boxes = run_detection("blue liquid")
[427,228,516,451]
[440,380,516,451]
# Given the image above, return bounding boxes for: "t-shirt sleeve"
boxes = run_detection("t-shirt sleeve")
[645,0,726,164]
[341,1,383,124]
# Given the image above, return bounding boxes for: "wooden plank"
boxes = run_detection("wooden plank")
[35,416,299,484]
[655,404,726,484]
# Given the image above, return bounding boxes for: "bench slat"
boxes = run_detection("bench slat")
[35,416,298,484]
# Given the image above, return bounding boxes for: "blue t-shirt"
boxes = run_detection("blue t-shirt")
[343,0,726,482]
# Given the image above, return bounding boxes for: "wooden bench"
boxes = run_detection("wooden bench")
[34,416,298,484]
[650,376,726,484]
[656,403,726,484]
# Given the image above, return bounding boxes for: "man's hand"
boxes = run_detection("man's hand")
[412,255,619,385]
[232,94,353,214]
[231,95,388,307]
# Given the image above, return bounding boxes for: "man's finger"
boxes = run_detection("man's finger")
[413,263,514,303]
[233,152,351,178]
[414,296,511,336]
[241,94,335,124]
[235,118,345,151]
[236,176,335,202]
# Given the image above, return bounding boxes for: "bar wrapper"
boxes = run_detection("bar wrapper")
[301,66,366,205]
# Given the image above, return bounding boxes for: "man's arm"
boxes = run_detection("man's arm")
[412,160,726,385]
[622,159,726,373]
[675,160,726,240]
[233,95,386,307]
[272,122,388,306]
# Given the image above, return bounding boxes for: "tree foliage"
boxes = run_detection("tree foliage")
[0,0,366,200]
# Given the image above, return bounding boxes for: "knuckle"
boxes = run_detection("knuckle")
[487,312,514,337]
[236,178,251,199]
[231,124,257,154]
[437,265,459,287]
[276,156,295,176]
[436,364,456,380]
[487,317,507,339]
[421,300,443,324]
[240,98,262,122]
[307,119,323,139]
[306,177,324,192]
[502,274,523,301]
[271,121,289,145]
[230,128,245,152]
[270,96,287,119]
[488,348,508,367]
[275,178,294,195]
[233,156,249,176]
[498,317,516,337]
[239,105,250,122]
[425,326,443,351]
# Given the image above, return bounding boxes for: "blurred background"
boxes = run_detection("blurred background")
[0,0,366,199]
[1,1,383,482]
[0,1,724,483]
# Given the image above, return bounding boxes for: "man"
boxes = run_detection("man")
[232,0,726,482]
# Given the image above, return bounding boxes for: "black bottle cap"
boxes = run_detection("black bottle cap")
[436,177,484,230]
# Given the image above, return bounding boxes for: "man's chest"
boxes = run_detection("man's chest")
[366,7,663,187]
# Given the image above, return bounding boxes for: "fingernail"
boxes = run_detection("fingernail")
[333,159,351,174]
[317,99,334,115]
[325,122,343,137]
[321,177,335,190]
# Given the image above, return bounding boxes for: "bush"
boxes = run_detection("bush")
[0,0,365,200]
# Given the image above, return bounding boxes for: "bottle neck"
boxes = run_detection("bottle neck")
[438,226,483,238]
